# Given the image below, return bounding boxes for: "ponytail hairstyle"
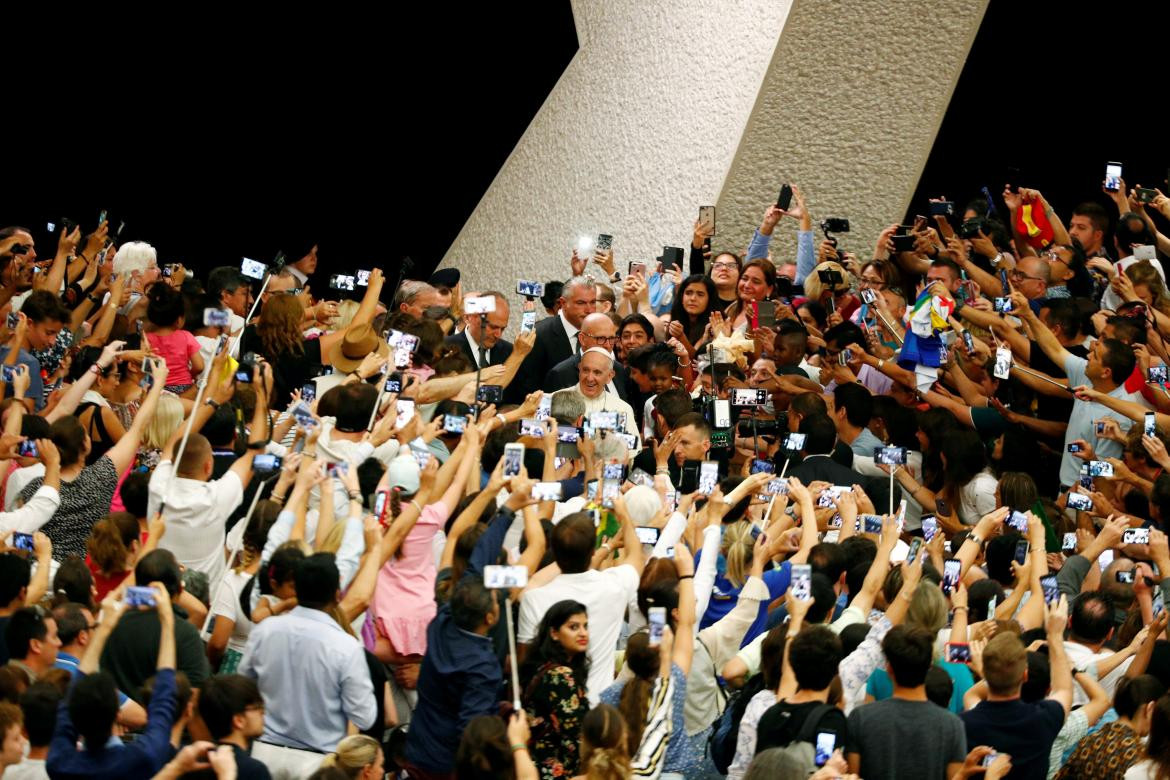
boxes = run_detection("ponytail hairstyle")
[721,520,756,588]
[87,512,140,576]
[235,500,282,571]
[319,735,381,778]
[239,543,306,619]
[617,631,660,756]
[454,715,512,780]
[580,703,631,780]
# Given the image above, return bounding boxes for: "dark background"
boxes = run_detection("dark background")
[6,1,1167,293]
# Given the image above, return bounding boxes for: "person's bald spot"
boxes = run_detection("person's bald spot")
[579,312,617,352]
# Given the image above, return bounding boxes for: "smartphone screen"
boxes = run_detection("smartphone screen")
[698,460,719,495]
[648,606,666,646]
[503,444,524,477]
[814,732,836,767]
[791,564,812,601]
[1146,412,1157,437]
[942,559,960,594]
[1105,161,1123,192]
[1013,540,1030,566]
[1040,574,1059,604]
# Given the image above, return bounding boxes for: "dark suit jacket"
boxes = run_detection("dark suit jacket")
[788,454,900,516]
[543,353,632,403]
[445,331,513,369]
[506,315,574,404]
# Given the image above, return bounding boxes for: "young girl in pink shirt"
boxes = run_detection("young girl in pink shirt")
[144,283,204,394]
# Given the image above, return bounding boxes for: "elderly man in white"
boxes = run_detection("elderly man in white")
[553,347,640,451]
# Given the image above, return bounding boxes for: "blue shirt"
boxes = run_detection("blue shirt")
[239,606,375,753]
[54,652,129,708]
[698,555,791,646]
[0,347,44,410]
[47,667,176,780]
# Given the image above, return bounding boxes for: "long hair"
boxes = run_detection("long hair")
[142,393,184,451]
[726,258,777,323]
[668,274,719,344]
[941,428,989,494]
[721,520,756,589]
[1144,694,1170,779]
[87,512,140,575]
[255,293,305,359]
[617,632,660,756]
[518,600,590,694]
[454,715,512,780]
[580,703,631,780]
[233,500,282,571]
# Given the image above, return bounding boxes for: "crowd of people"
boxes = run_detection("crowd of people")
[0,171,1169,779]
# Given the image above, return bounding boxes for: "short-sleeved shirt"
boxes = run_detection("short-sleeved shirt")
[756,699,849,755]
[518,565,641,704]
[147,461,244,588]
[18,455,119,560]
[1060,353,1142,487]
[961,698,1065,779]
[1029,341,1088,425]
[209,568,256,655]
[0,347,44,410]
[699,559,791,646]
[146,329,202,387]
[866,661,974,714]
[848,698,966,780]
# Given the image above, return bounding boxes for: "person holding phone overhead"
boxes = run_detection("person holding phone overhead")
[446,290,512,369]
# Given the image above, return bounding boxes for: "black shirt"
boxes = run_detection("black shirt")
[960,698,1064,779]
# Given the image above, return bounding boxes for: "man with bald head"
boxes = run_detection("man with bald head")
[507,275,598,403]
[446,291,513,368]
[553,348,640,449]
[543,312,631,401]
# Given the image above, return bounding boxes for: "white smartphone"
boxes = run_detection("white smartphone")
[648,606,666,646]
[503,443,524,478]
[483,565,528,589]
[698,460,719,495]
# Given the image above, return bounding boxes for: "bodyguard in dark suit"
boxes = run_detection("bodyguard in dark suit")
[787,415,898,514]
[445,291,513,368]
[506,276,597,403]
[542,312,631,402]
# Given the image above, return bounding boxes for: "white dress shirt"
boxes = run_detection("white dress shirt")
[558,309,580,353]
[147,461,244,588]
[464,329,490,368]
[240,605,376,752]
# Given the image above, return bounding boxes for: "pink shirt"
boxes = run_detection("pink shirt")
[146,330,201,386]
[372,500,450,656]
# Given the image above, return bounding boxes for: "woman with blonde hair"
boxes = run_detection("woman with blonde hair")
[700,515,791,645]
[239,268,384,406]
[136,392,184,472]
[802,260,859,322]
[320,734,384,779]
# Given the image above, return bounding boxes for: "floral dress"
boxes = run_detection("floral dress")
[524,662,588,780]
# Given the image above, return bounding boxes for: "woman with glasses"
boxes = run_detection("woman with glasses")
[708,253,742,307]
[852,260,900,329]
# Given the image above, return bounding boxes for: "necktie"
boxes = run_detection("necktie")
[478,346,488,367]
[574,333,582,356]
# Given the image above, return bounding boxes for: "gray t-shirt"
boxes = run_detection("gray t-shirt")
[1059,353,1141,487]
[849,427,886,459]
[847,698,966,780]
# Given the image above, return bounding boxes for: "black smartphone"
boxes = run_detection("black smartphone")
[777,184,793,211]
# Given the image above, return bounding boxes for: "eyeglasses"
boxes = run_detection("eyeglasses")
[584,334,617,344]
[860,278,886,289]
[711,262,739,271]
[1010,269,1045,283]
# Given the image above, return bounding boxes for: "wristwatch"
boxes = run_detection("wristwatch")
[205,399,221,410]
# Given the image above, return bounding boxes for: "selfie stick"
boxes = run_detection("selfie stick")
[871,307,904,346]
[505,596,522,711]
[889,468,895,516]
[472,312,488,421]
[1010,364,1075,393]
[160,347,218,512]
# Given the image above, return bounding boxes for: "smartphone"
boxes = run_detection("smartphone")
[731,388,768,407]
[1013,539,1030,566]
[698,460,719,495]
[1104,161,1123,193]
[713,399,731,429]
[945,642,971,663]
[483,564,529,589]
[874,446,907,466]
[981,751,999,769]
[240,257,267,279]
[1067,442,1082,454]
[860,287,877,305]
[253,454,282,472]
[784,433,806,451]
[124,585,157,608]
[517,280,544,298]
[648,606,666,646]
[814,732,836,768]
[699,205,716,235]
[1150,365,1169,384]
[443,415,467,434]
[503,443,524,478]
[756,300,777,328]
[628,260,647,278]
[595,234,614,253]
[395,399,415,428]
[1040,573,1059,604]
[635,526,661,545]
[5,313,17,329]
[383,374,402,394]
[1062,532,1077,552]
[1117,569,1136,584]
[906,537,923,565]
[17,439,38,458]
[11,533,33,552]
[777,183,793,211]
[373,488,391,525]
[861,514,883,534]
[1146,412,1158,437]
[532,482,564,502]
[1066,492,1093,512]
[921,516,938,542]
[942,559,960,595]
[962,331,976,356]
[590,411,619,431]
[297,383,317,404]
[521,311,536,334]
[790,563,812,601]
[328,274,356,291]
[749,458,775,475]
[1007,510,1029,532]
[465,295,497,315]
[929,200,955,217]
[1089,460,1114,478]
[1123,528,1151,545]
[477,384,504,404]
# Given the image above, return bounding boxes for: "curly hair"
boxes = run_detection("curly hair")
[255,293,305,359]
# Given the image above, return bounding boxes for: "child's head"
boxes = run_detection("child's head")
[645,345,679,395]
[0,701,25,764]
[146,282,186,329]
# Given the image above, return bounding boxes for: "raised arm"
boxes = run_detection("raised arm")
[106,359,168,474]
[785,478,820,565]
[318,268,385,358]
[45,340,124,423]
[1045,595,1073,715]
[670,541,695,675]
[1014,291,1072,369]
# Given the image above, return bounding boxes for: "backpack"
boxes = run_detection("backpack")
[756,701,835,775]
[706,672,765,774]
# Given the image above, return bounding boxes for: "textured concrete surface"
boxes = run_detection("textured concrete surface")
[438,0,988,309]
